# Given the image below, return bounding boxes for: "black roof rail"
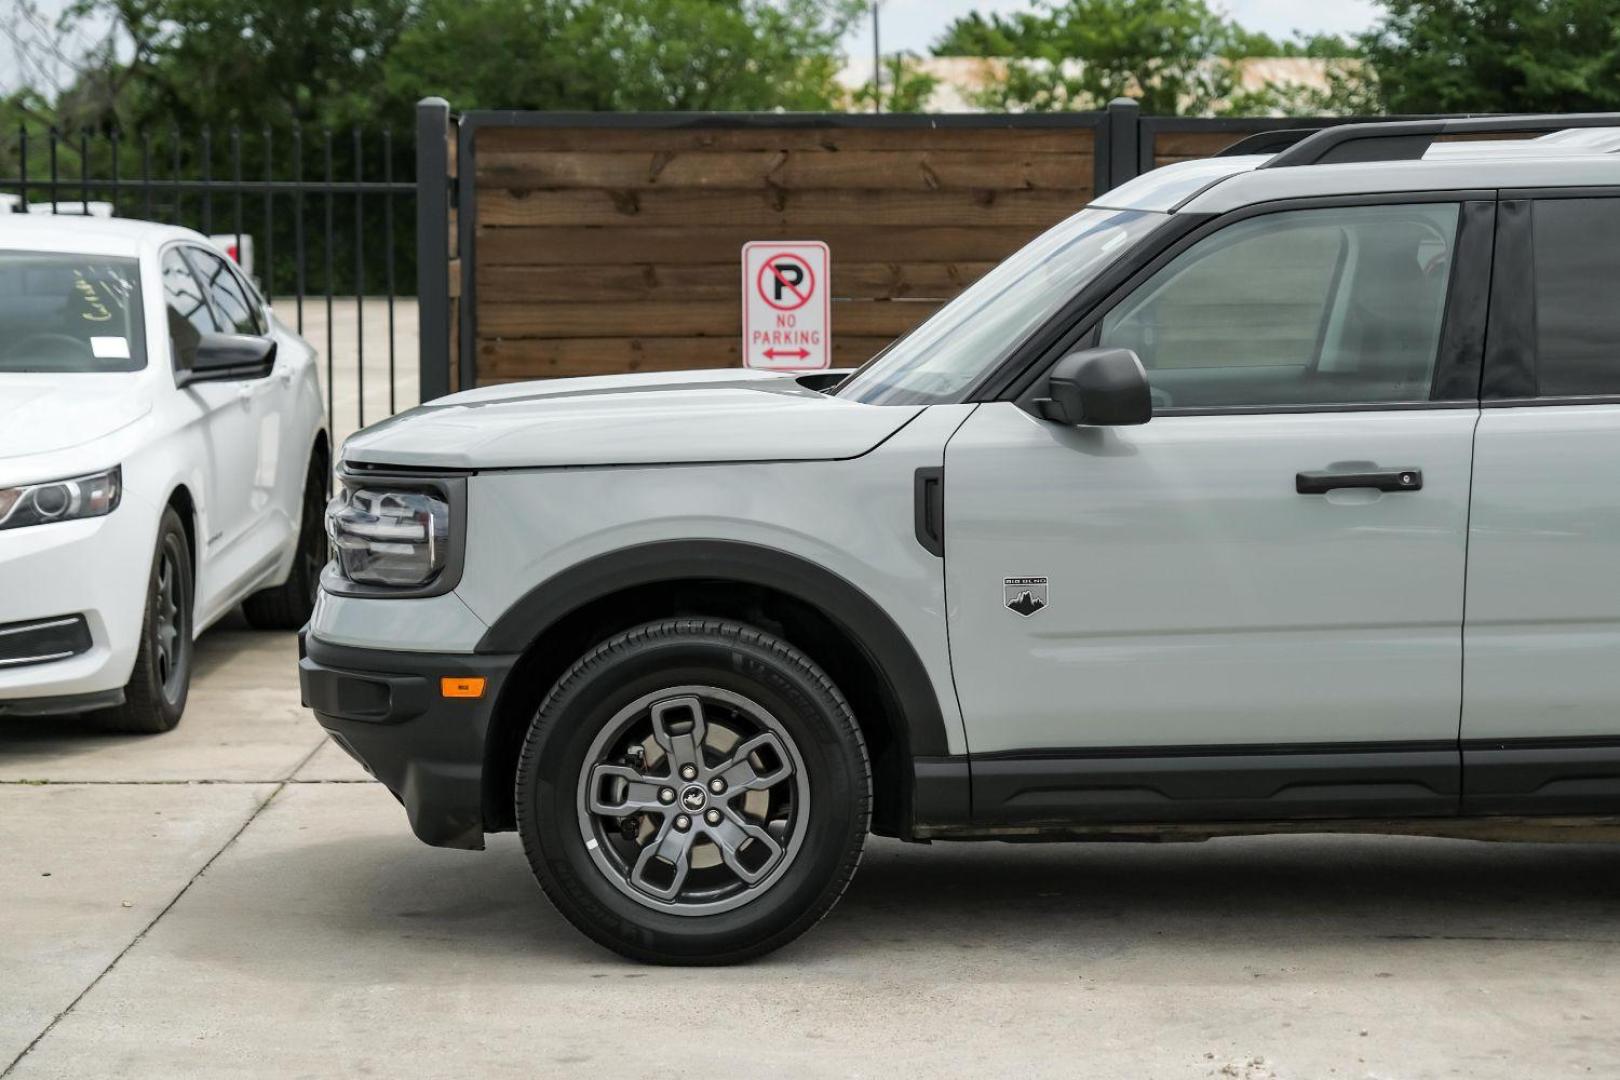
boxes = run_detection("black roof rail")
[1262,113,1620,168]
[1215,128,1325,157]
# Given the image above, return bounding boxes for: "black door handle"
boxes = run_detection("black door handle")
[1296,468,1422,494]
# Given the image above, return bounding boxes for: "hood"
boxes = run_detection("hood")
[0,374,153,461]
[342,369,924,470]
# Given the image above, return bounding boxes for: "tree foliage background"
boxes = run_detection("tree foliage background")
[4,0,1618,293]
[5,0,865,136]
[931,0,1363,115]
[11,0,1612,136]
[1363,0,1620,113]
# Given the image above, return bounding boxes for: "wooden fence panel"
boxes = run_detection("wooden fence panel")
[466,118,1099,385]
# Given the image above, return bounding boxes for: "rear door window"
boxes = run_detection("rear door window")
[1530,197,1620,397]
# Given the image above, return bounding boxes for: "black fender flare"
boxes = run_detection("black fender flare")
[475,539,953,759]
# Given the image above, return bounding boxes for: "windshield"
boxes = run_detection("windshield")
[0,251,146,373]
[834,207,1167,405]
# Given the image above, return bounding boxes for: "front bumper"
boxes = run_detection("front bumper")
[0,499,155,707]
[298,632,517,850]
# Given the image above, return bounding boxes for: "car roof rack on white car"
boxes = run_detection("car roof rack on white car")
[1221,113,1620,168]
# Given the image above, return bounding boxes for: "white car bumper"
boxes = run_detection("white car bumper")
[0,493,158,711]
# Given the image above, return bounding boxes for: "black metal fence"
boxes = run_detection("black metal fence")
[1,124,418,437]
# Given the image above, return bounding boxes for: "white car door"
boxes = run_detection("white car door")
[159,246,258,609]
[944,198,1491,825]
[184,245,291,560]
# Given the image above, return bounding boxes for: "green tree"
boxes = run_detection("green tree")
[70,0,412,131]
[1362,0,1620,113]
[935,0,1242,115]
[851,51,942,113]
[382,0,865,112]
[1226,29,1361,59]
[54,0,864,129]
[930,11,1046,57]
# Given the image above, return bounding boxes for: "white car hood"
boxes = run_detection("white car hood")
[342,369,923,470]
[0,375,153,460]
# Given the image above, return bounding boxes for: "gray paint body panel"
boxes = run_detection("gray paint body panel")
[1464,404,1620,741]
[322,403,977,755]
[341,368,922,469]
[943,402,1478,754]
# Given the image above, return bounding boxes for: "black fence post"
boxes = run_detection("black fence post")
[416,97,453,403]
[1103,97,1142,194]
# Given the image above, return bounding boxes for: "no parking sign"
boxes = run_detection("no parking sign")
[742,241,830,371]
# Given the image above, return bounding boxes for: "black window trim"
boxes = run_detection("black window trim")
[988,188,1495,418]
[216,249,270,333]
[158,241,221,378]
[179,242,267,338]
[1481,185,1620,409]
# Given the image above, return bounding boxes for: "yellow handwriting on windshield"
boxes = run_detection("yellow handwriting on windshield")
[72,271,113,322]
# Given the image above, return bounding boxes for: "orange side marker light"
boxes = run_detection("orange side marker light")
[441,676,487,699]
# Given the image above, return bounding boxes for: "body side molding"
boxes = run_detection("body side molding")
[968,740,1461,827]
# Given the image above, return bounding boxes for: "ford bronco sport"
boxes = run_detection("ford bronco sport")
[301,115,1620,963]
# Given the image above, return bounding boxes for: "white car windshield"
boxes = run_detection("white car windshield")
[834,207,1168,405]
[0,252,146,373]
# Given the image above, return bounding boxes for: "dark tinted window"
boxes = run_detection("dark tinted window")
[1533,198,1620,396]
[0,252,145,373]
[162,247,217,371]
[188,247,265,335]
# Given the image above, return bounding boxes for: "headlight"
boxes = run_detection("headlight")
[0,466,121,531]
[325,482,451,588]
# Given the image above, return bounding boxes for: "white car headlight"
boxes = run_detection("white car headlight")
[325,482,452,589]
[0,466,121,531]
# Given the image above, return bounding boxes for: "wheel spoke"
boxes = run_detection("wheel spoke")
[714,732,794,793]
[629,818,695,901]
[649,695,708,769]
[585,764,669,816]
[577,684,808,915]
[704,807,785,886]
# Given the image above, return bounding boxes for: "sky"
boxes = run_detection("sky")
[849,0,1380,55]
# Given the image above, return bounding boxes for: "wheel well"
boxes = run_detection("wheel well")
[166,484,198,583]
[481,580,912,839]
[311,430,330,472]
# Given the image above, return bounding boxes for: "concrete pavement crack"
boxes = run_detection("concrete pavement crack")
[1,738,330,1078]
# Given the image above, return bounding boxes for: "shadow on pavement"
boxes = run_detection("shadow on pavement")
[0,617,313,781]
[209,818,1620,977]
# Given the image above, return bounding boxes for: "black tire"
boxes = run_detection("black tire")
[516,619,870,965]
[94,507,193,734]
[242,452,327,631]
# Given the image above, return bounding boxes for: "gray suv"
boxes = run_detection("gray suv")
[301,115,1620,963]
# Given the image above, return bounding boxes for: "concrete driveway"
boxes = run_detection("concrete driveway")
[4,622,1620,1079]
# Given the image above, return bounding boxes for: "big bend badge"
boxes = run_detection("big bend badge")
[1003,577,1048,618]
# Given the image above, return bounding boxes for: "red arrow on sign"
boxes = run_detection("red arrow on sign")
[763,348,811,360]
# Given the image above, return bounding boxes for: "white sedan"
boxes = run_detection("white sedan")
[0,216,328,732]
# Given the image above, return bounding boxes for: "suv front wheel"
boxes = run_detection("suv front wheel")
[515,619,870,964]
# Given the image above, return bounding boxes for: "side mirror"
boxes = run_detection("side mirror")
[179,332,276,386]
[1036,347,1152,426]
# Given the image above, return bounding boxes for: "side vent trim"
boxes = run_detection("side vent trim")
[914,467,944,558]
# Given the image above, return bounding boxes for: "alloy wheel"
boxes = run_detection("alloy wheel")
[153,539,185,699]
[575,685,810,916]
